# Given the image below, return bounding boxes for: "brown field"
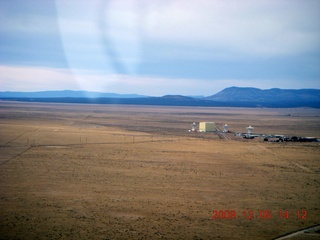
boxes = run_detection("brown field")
[0,101,319,239]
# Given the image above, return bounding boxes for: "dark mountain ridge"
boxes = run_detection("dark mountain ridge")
[0,90,146,98]
[0,87,319,108]
[205,87,320,102]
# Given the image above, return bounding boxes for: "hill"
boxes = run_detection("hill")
[205,87,320,102]
[0,88,319,108]
[0,90,146,98]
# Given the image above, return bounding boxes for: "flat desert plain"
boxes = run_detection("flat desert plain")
[0,102,319,240]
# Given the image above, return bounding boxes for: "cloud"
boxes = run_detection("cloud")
[0,66,78,91]
[53,0,320,77]
[1,65,318,96]
[0,0,60,35]
[1,0,319,94]
[0,65,222,95]
[139,0,320,57]
[0,65,211,95]
[56,0,142,75]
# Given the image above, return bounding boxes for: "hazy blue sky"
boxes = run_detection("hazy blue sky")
[1,0,319,96]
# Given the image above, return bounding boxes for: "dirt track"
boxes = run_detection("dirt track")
[0,102,319,239]
[273,224,320,240]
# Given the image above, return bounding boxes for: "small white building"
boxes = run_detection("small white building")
[199,122,217,132]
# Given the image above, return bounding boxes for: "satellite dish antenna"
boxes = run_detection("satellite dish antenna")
[246,125,254,135]
[191,122,196,132]
[223,124,229,133]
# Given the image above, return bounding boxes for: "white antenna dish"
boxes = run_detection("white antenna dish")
[223,124,229,133]
[246,125,254,135]
[192,122,196,131]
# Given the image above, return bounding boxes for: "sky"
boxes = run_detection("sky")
[0,0,319,96]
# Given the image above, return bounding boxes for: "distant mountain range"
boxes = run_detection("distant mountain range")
[1,87,319,108]
[205,87,320,102]
[0,90,146,98]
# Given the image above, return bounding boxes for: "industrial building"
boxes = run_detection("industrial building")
[199,122,217,132]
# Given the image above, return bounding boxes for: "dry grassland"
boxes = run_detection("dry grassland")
[0,102,319,239]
